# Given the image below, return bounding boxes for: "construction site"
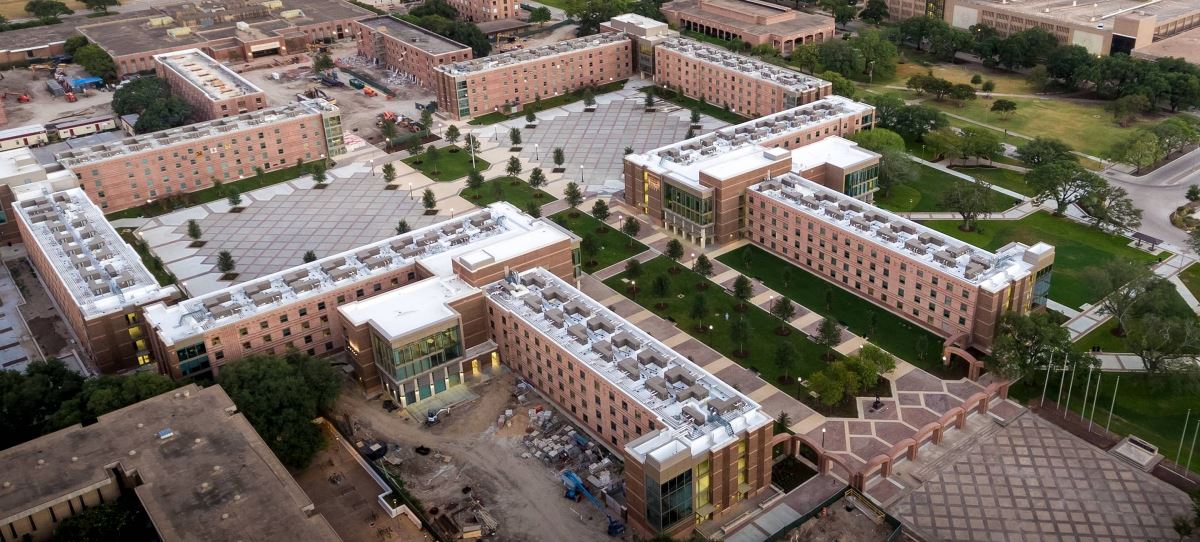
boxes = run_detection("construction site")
[0,61,115,129]
[332,370,629,542]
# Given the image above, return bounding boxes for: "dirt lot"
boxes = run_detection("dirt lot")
[6,259,74,360]
[780,496,895,542]
[332,371,623,542]
[0,63,116,127]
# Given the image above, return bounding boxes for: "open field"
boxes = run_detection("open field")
[550,210,646,273]
[893,60,1034,95]
[922,212,1159,309]
[876,162,1015,213]
[952,166,1032,196]
[402,146,488,182]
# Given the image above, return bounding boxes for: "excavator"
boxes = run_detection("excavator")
[562,470,626,536]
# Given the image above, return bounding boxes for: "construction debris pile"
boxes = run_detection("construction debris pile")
[511,387,624,498]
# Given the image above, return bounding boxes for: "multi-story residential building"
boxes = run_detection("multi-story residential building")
[0,384,341,542]
[661,0,835,55]
[600,13,678,77]
[79,0,372,77]
[54,99,345,212]
[624,96,876,247]
[143,203,578,400]
[435,31,634,120]
[442,0,518,22]
[654,38,832,118]
[0,148,78,245]
[747,174,1054,352]
[486,268,773,537]
[14,188,179,373]
[352,17,474,90]
[893,0,1200,56]
[154,49,269,121]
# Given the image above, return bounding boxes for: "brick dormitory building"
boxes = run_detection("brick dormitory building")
[352,16,474,90]
[154,49,269,121]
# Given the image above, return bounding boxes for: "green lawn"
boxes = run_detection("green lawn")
[117,228,175,286]
[1180,263,1200,301]
[402,146,489,181]
[104,161,319,221]
[461,176,554,209]
[717,245,952,376]
[529,0,571,9]
[922,212,1158,308]
[952,166,1033,196]
[603,256,833,387]
[1008,371,1200,474]
[550,210,646,273]
[639,86,752,125]
[466,80,627,125]
[1073,320,1127,353]
[922,97,1159,157]
[893,60,1034,95]
[875,162,1015,213]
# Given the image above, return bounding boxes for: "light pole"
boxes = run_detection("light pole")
[579,164,584,183]
[408,182,413,199]
[534,143,539,161]
[821,427,826,449]
[466,130,476,170]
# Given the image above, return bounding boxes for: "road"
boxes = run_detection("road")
[1099,147,1200,251]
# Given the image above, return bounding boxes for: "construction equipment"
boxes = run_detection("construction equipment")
[296,87,335,105]
[561,470,626,536]
[363,86,377,97]
[375,111,397,127]
[65,92,77,103]
[1,92,30,103]
[425,408,450,426]
[348,77,365,90]
[29,64,53,72]
[317,75,343,87]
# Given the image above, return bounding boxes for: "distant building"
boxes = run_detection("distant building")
[0,148,77,245]
[352,16,474,90]
[1131,25,1200,65]
[600,13,677,77]
[660,0,836,55]
[54,99,344,212]
[653,38,832,119]
[623,96,875,247]
[443,0,518,22]
[154,49,269,120]
[0,383,341,542]
[435,32,634,120]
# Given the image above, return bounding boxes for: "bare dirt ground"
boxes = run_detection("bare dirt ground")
[0,63,116,126]
[6,259,74,359]
[521,23,581,48]
[779,496,894,542]
[332,372,619,542]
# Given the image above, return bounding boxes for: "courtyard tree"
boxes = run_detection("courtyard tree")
[990,311,1092,381]
[466,170,484,192]
[790,43,820,74]
[528,5,551,25]
[621,217,640,247]
[564,181,583,210]
[186,220,202,242]
[644,87,655,110]
[1079,183,1142,232]
[858,0,889,24]
[775,342,798,383]
[1107,94,1150,127]
[770,297,795,334]
[651,274,671,304]
[529,167,547,191]
[218,352,340,469]
[1188,185,1200,203]
[730,316,751,357]
[877,149,917,197]
[311,163,327,185]
[807,371,844,407]
[311,52,334,74]
[848,127,905,153]
[960,127,1002,164]
[509,127,522,147]
[948,83,977,104]
[580,233,598,266]
[424,146,442,176]
[941,178,994,231]
[1127,315,1200,374]
[591,199,609,222]
[381,163,397,185]
[25,0,71,18]
[1017,137,1077,168]
[1152,117,1200,158]
[444,124,460,146]
[1082,259,1154,335]
[818,70,856,99]
[583,87,596,107]
[990,99,1018,119]
[464,134,481,155]
[624,258,643,281]
[506,156,522,177]
[665,239,684,271]
[303,250,317,263]
[732,275,753,311]
[217,251,236,275]
[525,201,542,218]
[923,127,964,162]
[693,254,713,278]
[395,220,410,234]
[1027,160,1104,215]
[690,293,709,332]
[690,109,701,125]
[226,191,242,208]
[422,188,437,212]
[816,318,841,358]
[408,141,425,157]
[525,109,537,124]
[553,147,565,170]
[1108,131,1163,175]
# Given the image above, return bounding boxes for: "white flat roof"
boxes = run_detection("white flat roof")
[144,202,572,346]
[338,275,475,341]
[658,37,830,94]
[154,49,264,101]
[486,268,771,457]
[14,188,173,318]
[791,136,878,171]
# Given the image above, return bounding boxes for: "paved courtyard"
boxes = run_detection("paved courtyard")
[889,414,1192,541]
[486,83,728,194]
[136,161,461,296]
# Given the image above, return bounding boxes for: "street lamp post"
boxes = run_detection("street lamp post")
[821,427,826,449]
[534,143,539,161]
[579,164,584,183]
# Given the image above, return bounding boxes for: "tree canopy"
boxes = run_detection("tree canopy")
[74,44,116,83]
[113,78,194,134]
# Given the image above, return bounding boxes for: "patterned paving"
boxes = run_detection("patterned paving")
[891,415,1192,541]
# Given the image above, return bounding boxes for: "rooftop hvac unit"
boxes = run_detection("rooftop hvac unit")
[280,9,303,18]
[260,0,283,9]
[236,21,251,31]
[167,26,192,38]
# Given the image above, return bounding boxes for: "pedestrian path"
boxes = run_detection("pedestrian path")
[911,156,1030,201]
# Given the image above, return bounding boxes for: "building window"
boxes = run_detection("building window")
[646,469,693,531]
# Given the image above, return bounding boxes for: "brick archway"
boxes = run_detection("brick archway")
[769,432,855,482]
[942,332,984,380]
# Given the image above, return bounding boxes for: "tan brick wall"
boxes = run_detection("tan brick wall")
[653,45,831,118]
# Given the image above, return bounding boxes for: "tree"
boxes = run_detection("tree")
[980,80,996,95]
[942,178,993,231]
[923,127,963,162]
[580,233,598,265]
[25,0,71,17]
[564,0,630,35]
[775,342,798,381]
[74,43,116,82]
[529,167,547,191]
[1151,117,1200,158]
[876,149,917,198]
[665,239,684,270]
[525,200,542,218]
[467,170,484,192]
[227,191,242,207]
[113,77,175,117]
[218,353,339,469]
[583,87,596,107]
[409,141,425,157]
[1108,94,1151,127]
[217,251,236,274]
[553,147,565,169]
[509,127,522,146]
[591,199,609,221]
[898,16,944,51]
[928,26,974,62]
[1046,45,1094,89]
[1025,65,1050,92]
[859,0,889,24]
[817,318,841,353]
[990,311,1091,381]
[644,88,655,109]
[849,127,905,153]
[819,0,856,27]
[564,181,583,209]
[1188,185,1200,203]
[1082,259,1154,335]
[1017,137,1077,168]
[303,250,317,263]
[310,163,327,185]
[690,109,701,125]
[395,219,411,234]
[875,102,947,140]
[64,35,89,55]
[1026,160,1104,215]
[506,156,522,177]
[46,371,178,430]
[970,74,983,85]
[690,293,709,331]
[731,275,753,310]
[1172,516,1194,542]
[464,133,481,155]
[528,5,551,24]
[186,219,202,241]
[1108,131,1163,174]
[381,163,397,185]
[651,274,670,299]
[990,99,1018,119]
[850,29,899,82]
[624,258,643,281]
[134,96,193,134]
[729,316,751,357]
[693,254,713,278]
[624,146,634,155]
[1127,315,1200,374]
[444,124,460,146]
[791,43,820,74]
[525,109,537,124]
[1079,183,1142,232]
[959,126,1001,164]
[771,297,795,333]
[622,217,640,247]
[422,188,437,212]
[51,500,155,542]
[424,145,442,175]
[807,371,844,407]
[311,52,334,74]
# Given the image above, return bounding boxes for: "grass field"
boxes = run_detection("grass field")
[1073,320,1127,353]
[402,146,489,181]
[875,162,1015,213]
[922,212,1159,308]
[550,210,646,273]
[952,166,1032,196]
[603,256,833,386]
[461,176,554,209]
[639,86,751,125]
[1179,263,1200,300]
[717,245,952,375]
[893,60,1034,95]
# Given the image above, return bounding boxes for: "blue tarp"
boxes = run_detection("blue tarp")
[71,77,104,88]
